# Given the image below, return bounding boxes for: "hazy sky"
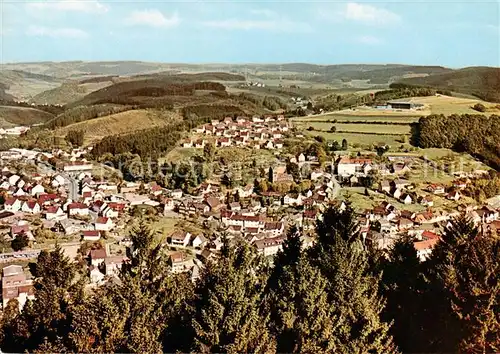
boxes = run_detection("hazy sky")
[1,0,499,67]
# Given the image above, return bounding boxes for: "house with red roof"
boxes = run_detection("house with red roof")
[21,200,41,214]
[67,203,89,217]
[95,217,114,231]
[414,238,439,262]
[44,206,66,221]
[4,198,22,212]
[82,230,101,242]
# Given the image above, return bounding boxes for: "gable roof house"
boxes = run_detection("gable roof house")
[95,217,114,231]
[191,234,207,249]
[44,206,66,221]
[4,198,22,212]
[169,231,191,248]
[89,248,107,267]
[337,158,373,177]
[82,230,101,242]
[21,200,41,214]
[67,203,89,216]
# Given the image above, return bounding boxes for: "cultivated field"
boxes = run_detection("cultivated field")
[294,121,411,135]
[303,131,405,147]
[293,114,420,124]
[395,95,500,115]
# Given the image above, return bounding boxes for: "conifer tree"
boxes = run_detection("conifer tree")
[424,216,499,353]
[267,227,343,353]
[380,236,426,352]
[1,245,82,352]
[310,205,397,354]
[191,242,275,353]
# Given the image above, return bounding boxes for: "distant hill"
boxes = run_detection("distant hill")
[0,69,61,101]
[132,72,245,82]
[30,81,114,105]
[397,67,500,102]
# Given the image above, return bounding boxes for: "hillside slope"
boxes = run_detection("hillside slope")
[0,106,55,128]
[397,67,500,102]
[53,109,182,145]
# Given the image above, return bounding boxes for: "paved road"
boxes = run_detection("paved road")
[36,161,79,200]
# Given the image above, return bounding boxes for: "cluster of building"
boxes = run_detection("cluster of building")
[0,126,30,137]
[1,118,499,312]
[182,115,289,150]
[362,201,499,261]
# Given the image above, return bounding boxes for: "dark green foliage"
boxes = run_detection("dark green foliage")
[66,129,84,146]
[374,87,436,102]
[424,217,499,352]
[416,113,500,169]
[71,79,227,107]
[341,138,348,150]
[379,236,427,352]
[397,67,500,102]
[2,210,497,354]
[11,234,29,251]
[473,103,487,112]
[182,104,245,120]
[191,243,276,353]
[0,245,82,352]
[91,115,211,157]
[465,172,500,202]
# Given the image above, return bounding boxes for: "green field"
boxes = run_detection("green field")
[303,131,405,146]
[295,121,411,135]
[293,114,420,123]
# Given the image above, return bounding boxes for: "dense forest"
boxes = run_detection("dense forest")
[398,67,500,102]
[373,85,437,102]
[0,206,497,353]
[416,114,500,170]
[70,80,227,107]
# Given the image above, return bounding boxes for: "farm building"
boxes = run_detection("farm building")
[387,101,424,110]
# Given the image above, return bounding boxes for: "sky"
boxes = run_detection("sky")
[0,0,499,67]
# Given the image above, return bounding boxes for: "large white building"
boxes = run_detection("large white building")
[337,158,373,177]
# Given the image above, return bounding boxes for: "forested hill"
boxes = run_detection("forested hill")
[68,79,227,107]
[397,67,500,102]
[415,113,500,170]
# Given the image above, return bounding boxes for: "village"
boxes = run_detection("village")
[0,114,499,311]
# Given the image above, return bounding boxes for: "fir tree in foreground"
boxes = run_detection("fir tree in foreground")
[190,241,276,354]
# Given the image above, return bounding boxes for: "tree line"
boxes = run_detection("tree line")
[415,113,500,170]
[0,206,497,353]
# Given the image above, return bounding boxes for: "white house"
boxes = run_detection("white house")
[89,248,107,267]
[82,230,101,242]
[21,201,41,214]
[95,217,114,231]
[67,203,89,216]
[337,158,373,176]
[170,231,191,247]
[31,184,45,196]
[255,236,286,257]
[4,198,22,212]
[191,234,207,249]
[44,206,66,221]
[8,175,20,186]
